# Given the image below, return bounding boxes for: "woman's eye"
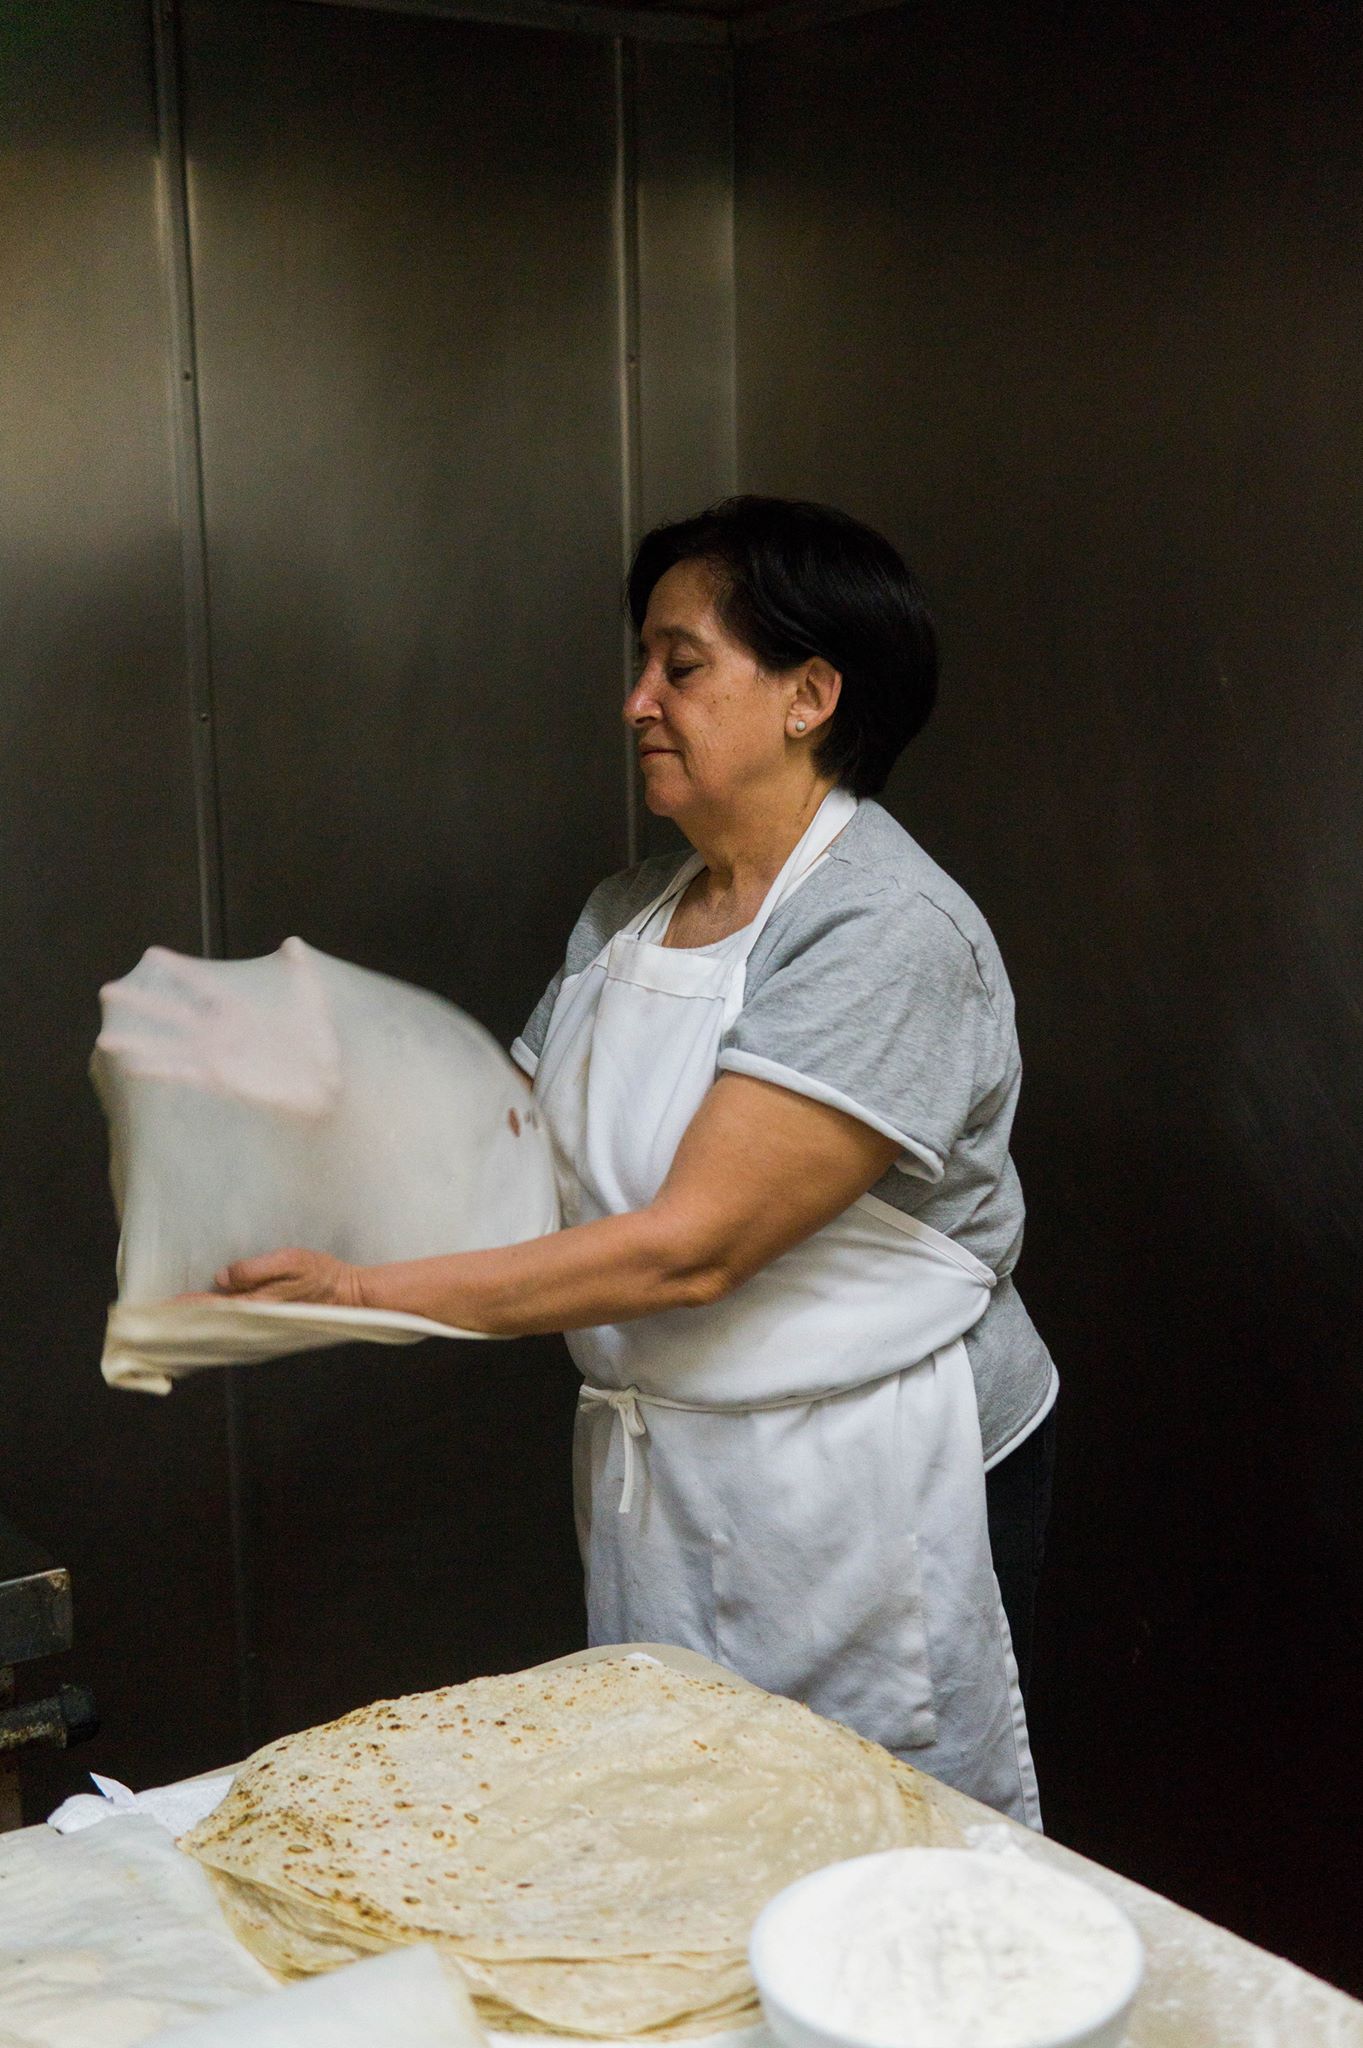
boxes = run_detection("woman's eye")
[630,658,700,687]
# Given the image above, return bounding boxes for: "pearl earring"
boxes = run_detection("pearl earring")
[793,719,807,733]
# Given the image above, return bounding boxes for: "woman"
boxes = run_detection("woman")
[217,497,1056,1826]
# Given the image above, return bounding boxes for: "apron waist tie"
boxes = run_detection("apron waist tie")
[577,1385,650,1514]
[578,1364,947,1515]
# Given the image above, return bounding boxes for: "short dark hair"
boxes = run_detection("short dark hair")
[626,495,937,798]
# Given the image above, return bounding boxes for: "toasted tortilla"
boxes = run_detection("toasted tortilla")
[182,1657,949,2037]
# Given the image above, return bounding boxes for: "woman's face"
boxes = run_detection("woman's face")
[625,559,797,824]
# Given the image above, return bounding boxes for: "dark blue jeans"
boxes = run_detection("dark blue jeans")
[984,1403,1057,1704]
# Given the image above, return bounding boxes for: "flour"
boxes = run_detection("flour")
[757,1850,1141,2048]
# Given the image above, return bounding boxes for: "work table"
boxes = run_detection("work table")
[2,1643,1359,2048]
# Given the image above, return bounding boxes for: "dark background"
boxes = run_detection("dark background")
[734,0,1363,1988]
[3,0,1360,1999]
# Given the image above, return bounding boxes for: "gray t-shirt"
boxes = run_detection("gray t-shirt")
[513,799,1056,1464]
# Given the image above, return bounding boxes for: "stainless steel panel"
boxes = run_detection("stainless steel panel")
[181,0,629,1741]
[634,41,737,531]
[736,0,1363,1990]
[0,0,240,1816]
[631,38,737,859]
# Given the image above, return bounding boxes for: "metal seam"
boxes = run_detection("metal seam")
[613,35,643,868]
[151,0,225,962]
[151,0,258,1761]
[719,32,739,491]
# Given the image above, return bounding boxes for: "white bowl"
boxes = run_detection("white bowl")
[749,1848,1144,2048]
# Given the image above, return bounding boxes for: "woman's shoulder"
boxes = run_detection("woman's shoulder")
[563,849,691,972]
[763,800,1012,1012]
[832,799,984,914]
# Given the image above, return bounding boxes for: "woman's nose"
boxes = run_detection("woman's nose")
[623,675,660,727]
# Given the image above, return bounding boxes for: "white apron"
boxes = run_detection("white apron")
[532,790,1040,1825]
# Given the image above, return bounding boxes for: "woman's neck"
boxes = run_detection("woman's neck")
[677,773,840,920]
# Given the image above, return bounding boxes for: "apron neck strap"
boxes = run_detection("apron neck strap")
[621,853,706,939]
[743,786,859,953]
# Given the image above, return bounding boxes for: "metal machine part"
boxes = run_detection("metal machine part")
[0,1516,94,1832]
[0,1686,100,1759]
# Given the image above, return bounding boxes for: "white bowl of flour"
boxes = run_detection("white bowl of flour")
[749,1848,1143,2048]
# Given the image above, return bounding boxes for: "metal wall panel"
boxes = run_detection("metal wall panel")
[633,42,737,533]
[630,39,737,862]
[179,0,629,1743]
[0,0,239,1813]
[735,0,1363,1989]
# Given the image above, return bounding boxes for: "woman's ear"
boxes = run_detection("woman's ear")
[789,657,842,735]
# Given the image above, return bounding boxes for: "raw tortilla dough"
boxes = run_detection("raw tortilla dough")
[180,1656,952,2039]
[91,939,559,1391]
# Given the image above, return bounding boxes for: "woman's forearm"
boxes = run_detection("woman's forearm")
[217,1077,897,1325]
[357,1205,725,1337]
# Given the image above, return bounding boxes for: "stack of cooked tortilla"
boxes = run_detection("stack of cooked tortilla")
[182,1657,945,2038]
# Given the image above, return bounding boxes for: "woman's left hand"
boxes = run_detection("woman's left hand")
[213,1247,366,1306]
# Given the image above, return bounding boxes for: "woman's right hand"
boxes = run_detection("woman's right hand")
[213,1246,367,1307]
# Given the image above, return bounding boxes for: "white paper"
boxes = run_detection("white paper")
[140,1946,487,2048]
[48,1772,234,1838]
[0,1814,275,2048]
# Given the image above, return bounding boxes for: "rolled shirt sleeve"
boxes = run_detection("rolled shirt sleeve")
[718,883,1004,1184]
